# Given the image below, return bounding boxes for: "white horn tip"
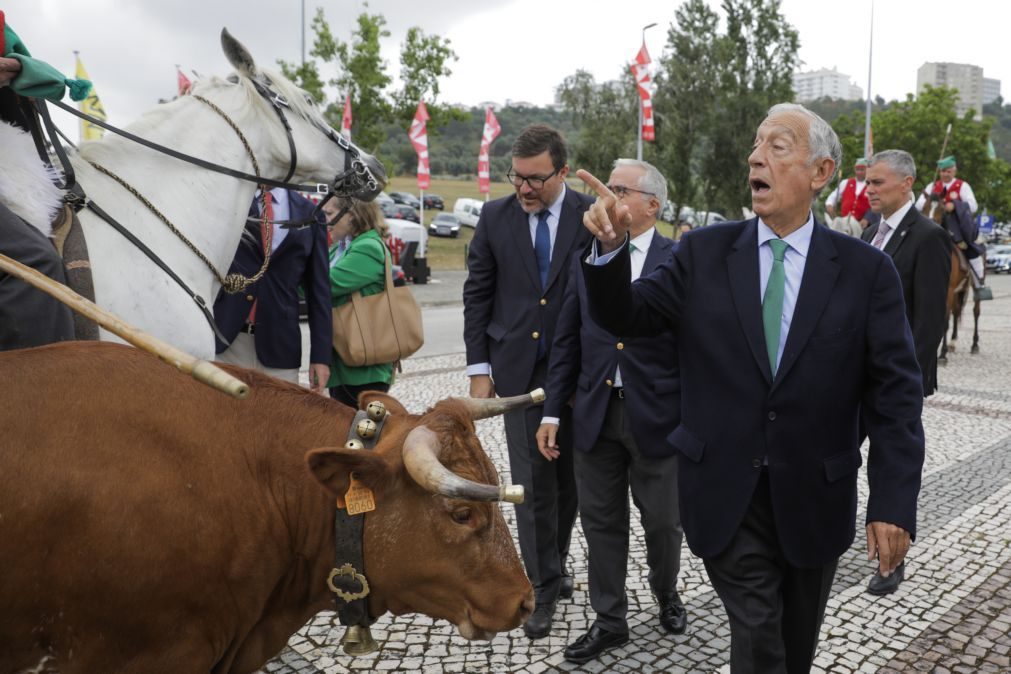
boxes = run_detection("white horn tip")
[529,388,546,403]
[501,485,524,504]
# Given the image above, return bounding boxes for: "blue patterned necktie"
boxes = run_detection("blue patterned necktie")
[535,210,551,289]
[763,238,789,375]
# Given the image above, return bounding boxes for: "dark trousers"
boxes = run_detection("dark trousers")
[704,470,837,673]
[574,394,682,633]
[503,363,578,604]
[0,203,74,351]
[329,381,390,408]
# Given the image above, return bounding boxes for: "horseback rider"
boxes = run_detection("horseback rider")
[825,157,871,236]
[915,155,985,286]
[0,12,90,349]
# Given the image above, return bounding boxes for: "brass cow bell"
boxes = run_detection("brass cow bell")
[344,438,365,451]
[366,400,386,421]
[356,418,378,440]
[341,624,378,655]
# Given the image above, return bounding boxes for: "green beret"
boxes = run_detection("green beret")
[937,156,956,169]
[854,157,868,167]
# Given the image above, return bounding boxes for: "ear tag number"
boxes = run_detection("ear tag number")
[345,473,376,515]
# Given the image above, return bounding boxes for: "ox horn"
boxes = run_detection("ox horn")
[459,388,546,421]
[402,426,524,504]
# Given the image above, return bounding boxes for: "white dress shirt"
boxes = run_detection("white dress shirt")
[825,178,867,208]
[873,198,914,250]
[914,179,978,214]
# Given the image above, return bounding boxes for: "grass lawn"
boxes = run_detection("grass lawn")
[383,176,675,270]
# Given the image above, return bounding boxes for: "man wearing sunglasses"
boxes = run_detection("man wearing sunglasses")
[463,124,594,639]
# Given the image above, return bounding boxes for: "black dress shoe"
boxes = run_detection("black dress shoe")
[657,589,688,634]
[559,572,574,600]
[563,624,630,664]
[522,601,556,639]
[867,561,905,596]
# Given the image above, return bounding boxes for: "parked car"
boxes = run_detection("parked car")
[985,244,1011,274]
[429,213,462,238]
[389,191,421,209]
[453,197,484,228]
[423,194,444,210]
[381,201,420,223]
[374,192,394,206]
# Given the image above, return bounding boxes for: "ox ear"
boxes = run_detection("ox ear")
[358,391,409,417]
[305,447,390,497]
[221,28,258,78]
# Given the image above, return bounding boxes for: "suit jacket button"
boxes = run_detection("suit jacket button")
[246,294,254,302]
[606,379,613,387]
[768,411,777,421]
[531,331,540,340]
[752,458,762,468]
[540,298,547,306]
[616,342,624,350]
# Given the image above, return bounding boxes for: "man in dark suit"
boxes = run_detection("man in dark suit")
[579,104,925,672]
[536,159,686,664]
[214,187,330,392]
[861,149,951,595]
[463,124,594,639]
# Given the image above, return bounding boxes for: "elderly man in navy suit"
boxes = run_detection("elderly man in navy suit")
[463,124,594,639]
[579,104,925,672]
[213,187,331,393]
[537,159,686,664]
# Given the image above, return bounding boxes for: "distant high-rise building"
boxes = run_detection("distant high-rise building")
[792,67,864,102]
[917,62,984,119]
[983,77,1002,105]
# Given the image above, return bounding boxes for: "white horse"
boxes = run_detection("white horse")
[64,30,383,358]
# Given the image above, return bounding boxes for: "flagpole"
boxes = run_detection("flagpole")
[863,0,874,159]
[300,0,306,66]
[637,23,657,161]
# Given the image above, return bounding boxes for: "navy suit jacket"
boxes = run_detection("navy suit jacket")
[213,191,331,369]
[862,207,952,396]
[463,187,594,396]
[545,232,680,457]
[583,218,925,569]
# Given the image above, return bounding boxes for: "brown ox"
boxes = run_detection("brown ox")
[0,342,534,673]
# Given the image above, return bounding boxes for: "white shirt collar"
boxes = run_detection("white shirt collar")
[884,198,914,230]
[757,212,814,258]
[629,225,656,252]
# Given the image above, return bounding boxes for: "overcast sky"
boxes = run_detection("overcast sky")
[9,0,1011,139]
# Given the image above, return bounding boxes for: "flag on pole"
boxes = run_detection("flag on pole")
[408,100,430,190]
[477,107,501,195]
[630,42,654,142]
[74,52,106,141]
[176,65,192,96]
[340,94,353,139]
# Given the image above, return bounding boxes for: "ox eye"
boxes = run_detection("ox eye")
[451,508,472,525]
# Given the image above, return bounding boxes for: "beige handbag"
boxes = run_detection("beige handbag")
[332,250,424,367]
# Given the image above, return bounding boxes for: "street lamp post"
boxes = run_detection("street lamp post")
[637,22,658,161]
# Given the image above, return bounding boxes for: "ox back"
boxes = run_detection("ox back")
[0,342,530,674]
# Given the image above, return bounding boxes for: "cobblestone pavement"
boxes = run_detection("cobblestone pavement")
[271,274,1011,673]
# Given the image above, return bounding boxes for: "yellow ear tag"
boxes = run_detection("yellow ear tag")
[345,473,376,515]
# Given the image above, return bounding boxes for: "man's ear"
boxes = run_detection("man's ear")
[812,158,836,193]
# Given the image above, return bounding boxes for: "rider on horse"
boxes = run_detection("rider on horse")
[825,157,872,237]
[0,12,90,350]
[915,155,985,287]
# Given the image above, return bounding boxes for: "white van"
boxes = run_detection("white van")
[453,197,485,228]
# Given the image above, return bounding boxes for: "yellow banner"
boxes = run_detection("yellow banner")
[75,54,106,141]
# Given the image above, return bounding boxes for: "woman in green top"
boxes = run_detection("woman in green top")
[324,197,395,407]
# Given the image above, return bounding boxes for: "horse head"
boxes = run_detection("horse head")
[219,28,386,202]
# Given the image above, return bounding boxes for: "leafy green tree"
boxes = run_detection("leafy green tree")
[392,28,465,131]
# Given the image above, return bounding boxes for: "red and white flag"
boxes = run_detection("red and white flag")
[340,94,352,139]
[408,100,431,190]
[477,107,501,195]
[630,43,654,142]
[176,65,192,96]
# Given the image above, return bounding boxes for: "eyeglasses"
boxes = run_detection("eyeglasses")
[506,168,560,190]
[607,184,655,199]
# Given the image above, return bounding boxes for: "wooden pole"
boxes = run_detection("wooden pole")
[0,253,248,399]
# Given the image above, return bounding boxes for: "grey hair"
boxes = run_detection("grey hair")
[868,149,917,180]
[766,103,842,193]
[612,158,668,205]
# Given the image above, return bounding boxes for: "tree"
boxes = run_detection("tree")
[393,28,464,131]
[556,69,638,183]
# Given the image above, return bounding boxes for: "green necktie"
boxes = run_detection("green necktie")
[763,238,789,374]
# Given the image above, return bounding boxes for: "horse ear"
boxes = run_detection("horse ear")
[220,28,258,78]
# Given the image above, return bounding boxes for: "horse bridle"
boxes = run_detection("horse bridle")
[33,75,381,338]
